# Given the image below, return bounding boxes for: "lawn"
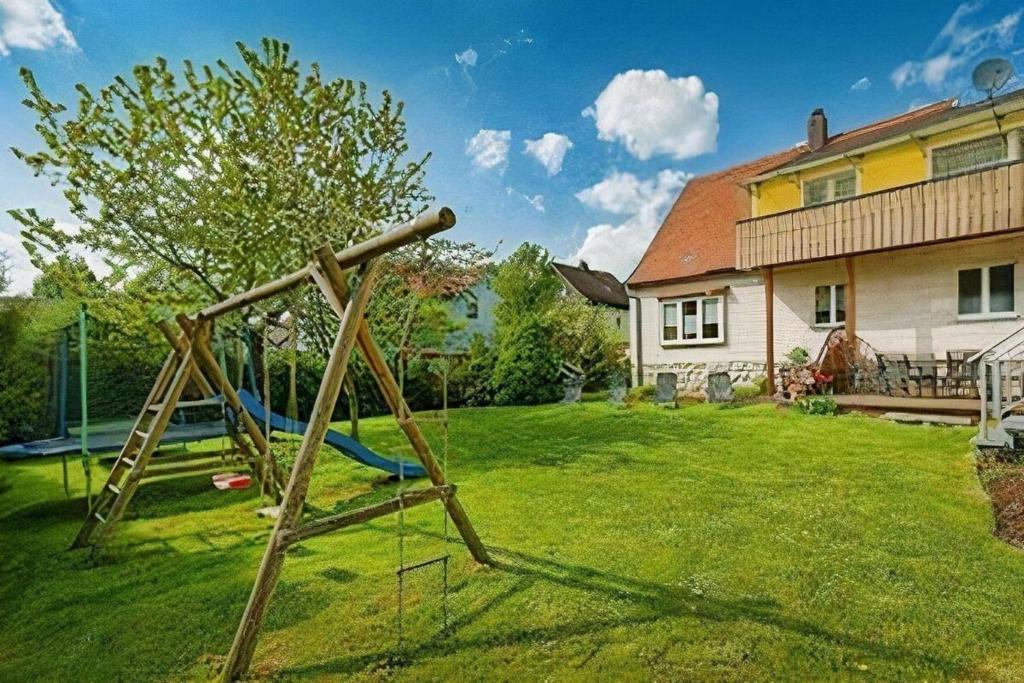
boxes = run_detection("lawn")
[1,401,1023,681]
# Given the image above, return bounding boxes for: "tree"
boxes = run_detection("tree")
[547,296,628,387]
[490,242,562,330]
[491,316,561,406]
[0,249,10,294]
[10,38,430,311]
[31,254,100,299]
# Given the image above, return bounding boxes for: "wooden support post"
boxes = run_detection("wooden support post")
[765,266,776,396]
[280,485,452,547]
[220,257,381,682]
[158,320,276,492]
[845,256,857,346]
[311,244,492,566]
[176,316,288,495]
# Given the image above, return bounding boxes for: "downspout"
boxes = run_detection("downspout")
[633,297,643,386]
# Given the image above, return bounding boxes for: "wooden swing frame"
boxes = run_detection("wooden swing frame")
[69,207,491,681]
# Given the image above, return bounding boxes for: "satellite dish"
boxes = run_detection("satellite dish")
[972,58,1014,98]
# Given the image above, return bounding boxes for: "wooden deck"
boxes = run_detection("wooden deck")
[738,160,1024,268]
[831,394,978,416]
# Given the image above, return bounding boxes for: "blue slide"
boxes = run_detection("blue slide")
[236,389,426,478]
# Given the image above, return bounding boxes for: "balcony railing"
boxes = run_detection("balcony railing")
[737,160,1024,269]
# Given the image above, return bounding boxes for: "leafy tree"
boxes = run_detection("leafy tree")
[0,249,10,294]
[547,296,628,387]
[10,38,430,311]
[490,242,562,330]
[491,316,561,406]
[31,254,100,299]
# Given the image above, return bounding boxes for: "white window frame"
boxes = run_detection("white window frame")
[927,132,1014,181]
[957,263,1018,321]
[813,283,846,328]
[800,169,859,207]
[660,295,725,346]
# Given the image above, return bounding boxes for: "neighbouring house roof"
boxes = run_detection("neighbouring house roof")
[551,261,629,309]
[626,146,806,287]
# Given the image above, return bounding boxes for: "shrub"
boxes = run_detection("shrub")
[491,317,561,406]
[795,395,839,416]
[732,383,763,401]
[785,347,810,365]
[625,384,656,407]
[448,333,497,407]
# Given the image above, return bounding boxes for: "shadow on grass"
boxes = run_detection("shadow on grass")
[278,540,958,679]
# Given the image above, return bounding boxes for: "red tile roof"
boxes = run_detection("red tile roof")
[627,96,972,288]
[627,146,805,287]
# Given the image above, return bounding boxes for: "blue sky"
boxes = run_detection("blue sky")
[2,0,1023,291]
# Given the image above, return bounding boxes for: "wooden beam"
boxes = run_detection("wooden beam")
[765,266,776,396]
[220,257,381,682]
[845,256,857,344]
[312,243,492,566]
[199,207,455,320]
[280,485,453,547]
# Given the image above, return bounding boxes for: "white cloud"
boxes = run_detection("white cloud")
[506,187,545,212]
[455,47,477,67]
[0,0,77,56]
[523,133,573,176]
[570,169,691,278]
[0,220,109,294]
[850,76,872,92]
[466,129,511,171]
[891,2,1021,90]
[583,69,718,161]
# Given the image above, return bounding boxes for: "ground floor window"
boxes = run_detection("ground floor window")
[661,295,724,345]
[958,264,1015,317]
[814,284,845,326]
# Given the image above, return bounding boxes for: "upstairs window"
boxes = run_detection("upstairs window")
[932,134,1007,178]
[958,264,1015,318]
[802,170,857,206]
[815,284,846,326]
[661,295,724,345]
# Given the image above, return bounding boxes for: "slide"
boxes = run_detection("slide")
[236,389,426,478]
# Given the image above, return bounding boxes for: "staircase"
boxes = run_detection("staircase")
[972,324,1024,451]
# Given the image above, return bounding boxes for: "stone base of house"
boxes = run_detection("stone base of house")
[639,361,768,397]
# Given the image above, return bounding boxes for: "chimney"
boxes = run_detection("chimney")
[579,260,590,271]
[807,108,828,151]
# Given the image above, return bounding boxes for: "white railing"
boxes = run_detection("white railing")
[972,324,1024,447]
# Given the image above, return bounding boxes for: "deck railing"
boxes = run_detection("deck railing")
[737,160,1024,269]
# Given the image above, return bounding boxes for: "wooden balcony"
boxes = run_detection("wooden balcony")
[737,160,1024,269]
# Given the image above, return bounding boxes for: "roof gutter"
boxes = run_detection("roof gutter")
[743,97,1024,185]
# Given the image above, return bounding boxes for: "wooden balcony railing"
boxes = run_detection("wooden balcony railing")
[737,160,1024,269]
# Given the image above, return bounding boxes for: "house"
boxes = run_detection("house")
[442,279,499,353]
[627,90,1024,413]
[551,260,630,342]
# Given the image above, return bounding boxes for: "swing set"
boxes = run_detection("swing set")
[68,207,492,681]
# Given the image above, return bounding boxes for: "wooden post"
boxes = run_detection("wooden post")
[310,244,492,566]
[845,256,857,345]
[765,266,776,396]
[220,258,381,682]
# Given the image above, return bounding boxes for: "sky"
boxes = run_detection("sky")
[2,0,1024,293]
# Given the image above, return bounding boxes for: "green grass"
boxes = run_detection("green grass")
[2,402,1023,681]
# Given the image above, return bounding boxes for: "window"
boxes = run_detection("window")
[814,284,846,326]
[932,134,1007,178]
[466,300,479,319]
[661,295,724,344]
[803,170,857,206]
[958,264,1015,318]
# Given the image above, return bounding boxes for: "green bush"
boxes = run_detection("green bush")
[625,384,656,407]
[732,383,763,401]
[795,395,839,416]
[785,347,810,365]
[491,317,561,406]
[449,333,497,407]
[0,301,51,443]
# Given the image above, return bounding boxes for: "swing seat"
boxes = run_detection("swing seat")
[212,472,253,490]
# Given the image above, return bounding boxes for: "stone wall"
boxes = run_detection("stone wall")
[640,361,768,398]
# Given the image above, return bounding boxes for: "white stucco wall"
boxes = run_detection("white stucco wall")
[629,233,1024,392]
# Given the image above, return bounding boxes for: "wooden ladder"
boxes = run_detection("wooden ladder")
[70,341,197,549]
